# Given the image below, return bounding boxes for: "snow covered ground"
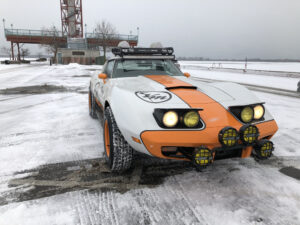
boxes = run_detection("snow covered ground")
[183,68,299,91]
[0,63,300,225]
[180,61,300,73]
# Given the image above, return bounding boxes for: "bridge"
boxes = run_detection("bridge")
[4,28,139,60]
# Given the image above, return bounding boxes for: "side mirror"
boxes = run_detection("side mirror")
[98,73,108,83]
[183,72,191,78]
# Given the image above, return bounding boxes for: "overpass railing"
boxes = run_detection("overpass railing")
[5,28,65,37]
[5,29,138,41]
[86,32,138,41]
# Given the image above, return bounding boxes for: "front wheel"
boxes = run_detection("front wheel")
[103,107,133,172]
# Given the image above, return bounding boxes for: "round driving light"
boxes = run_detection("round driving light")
[240,125,259,145]
[218,127,239,147]
[183,111,200,128]
[162,111,178,127]
[254,105,265,120]
[241,106,254,123]
[254,140,274,159]
[193,146,213,167]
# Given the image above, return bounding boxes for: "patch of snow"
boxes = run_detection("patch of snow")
[184,68,298,91]
[180,61,300,73]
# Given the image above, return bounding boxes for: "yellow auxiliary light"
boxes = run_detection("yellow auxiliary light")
[162,111,178,128]
[193,147,213,167]
[183,111,200,128]
[240,125,259,145]
[241,106,254,123]
[219,127,239,147]
[254,140,274,159]
[254,105,265,120]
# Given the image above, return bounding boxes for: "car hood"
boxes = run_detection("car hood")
[109,75,261,107]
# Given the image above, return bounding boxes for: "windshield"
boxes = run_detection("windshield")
[113,59,183,78]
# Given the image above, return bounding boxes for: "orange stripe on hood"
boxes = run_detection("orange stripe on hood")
[145,75,194,88]
[145,75,242,128]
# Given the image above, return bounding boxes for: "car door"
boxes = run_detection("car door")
[95,60,115,105]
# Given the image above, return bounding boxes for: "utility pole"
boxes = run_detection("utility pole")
[2,18,5,29]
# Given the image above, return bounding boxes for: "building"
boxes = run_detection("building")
[56,48,100,65]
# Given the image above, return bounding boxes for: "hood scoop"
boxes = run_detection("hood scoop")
[166,86,197,90]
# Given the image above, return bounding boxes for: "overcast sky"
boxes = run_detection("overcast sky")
[0,0,300,59]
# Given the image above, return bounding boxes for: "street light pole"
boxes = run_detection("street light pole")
[137,27,140,43]
[2,18,5,30]
[85,24,87,38]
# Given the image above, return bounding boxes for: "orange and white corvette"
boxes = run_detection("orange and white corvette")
[89,47,278,172]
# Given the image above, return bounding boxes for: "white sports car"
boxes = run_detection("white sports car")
[89,47,278,172]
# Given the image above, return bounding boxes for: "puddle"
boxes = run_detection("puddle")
[0,84,86,95]
[279,166,300,181]
[2,156,193,205]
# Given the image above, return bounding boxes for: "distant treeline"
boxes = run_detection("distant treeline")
[177,57,300,62]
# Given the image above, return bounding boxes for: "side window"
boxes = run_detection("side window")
[104,60,115,78]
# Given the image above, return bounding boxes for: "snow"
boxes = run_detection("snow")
[257,92,300,156]
[180,61,300,73]
[182,68,299,91]
[0,194,75,225]
[0,63,300,224]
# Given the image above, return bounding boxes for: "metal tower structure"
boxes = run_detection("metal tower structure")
[60,0,83,38]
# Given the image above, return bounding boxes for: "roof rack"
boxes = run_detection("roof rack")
[112,47,174,57]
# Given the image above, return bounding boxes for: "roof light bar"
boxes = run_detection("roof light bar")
[112,47,174,57]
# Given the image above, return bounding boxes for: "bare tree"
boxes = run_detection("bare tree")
[40,26,62,63]
[94,20,117,59]
[21,48,30,60]
[1,46,12,59]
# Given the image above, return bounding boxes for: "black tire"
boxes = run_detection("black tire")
[89,89,97,119]
[103,107,133,172]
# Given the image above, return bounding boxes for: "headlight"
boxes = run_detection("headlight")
[162,111,178,127]
[240,125,259,145]
[193,146,213,167]
[254,140,274,159]
[254,105,265,120]
[241,106,254,123]
[183,111,200,128]
[219,127,239,147]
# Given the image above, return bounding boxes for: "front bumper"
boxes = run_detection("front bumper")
[140,120,278,161]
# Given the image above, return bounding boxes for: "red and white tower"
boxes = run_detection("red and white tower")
[60,0,83,38]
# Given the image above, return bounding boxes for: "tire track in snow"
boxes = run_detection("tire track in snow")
[134,189,157,225]
[167,176,209,225]
[108,192,119,225]
[0,95,74,114]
